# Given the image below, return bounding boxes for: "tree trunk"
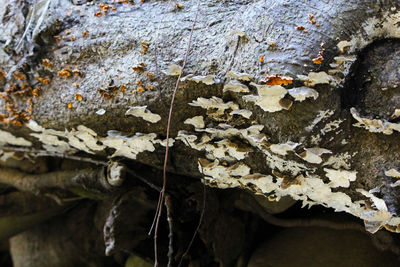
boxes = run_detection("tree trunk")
[0,0,400,266]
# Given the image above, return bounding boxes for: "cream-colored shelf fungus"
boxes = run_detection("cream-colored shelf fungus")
[1,6,399,237]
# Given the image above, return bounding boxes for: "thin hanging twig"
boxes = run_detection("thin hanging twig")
[150,1,202,266]
[177,180,206,267]
[164,195,174,267]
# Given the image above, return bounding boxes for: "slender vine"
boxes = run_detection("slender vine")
[149,1,202,266]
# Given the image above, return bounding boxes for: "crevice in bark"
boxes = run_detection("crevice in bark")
[340,38,400,112]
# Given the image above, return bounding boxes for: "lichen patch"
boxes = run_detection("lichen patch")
[320,119,344,136]
[322,152,353,170]
[305,110,334,132]
[330,10,400,82]
[339,11,400,54]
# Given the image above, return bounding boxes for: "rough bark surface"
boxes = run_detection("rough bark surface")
[0,0,400,266]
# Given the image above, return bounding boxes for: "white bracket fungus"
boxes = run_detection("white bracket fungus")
[189,97,239,120]
[184,116,205,129]
[26,120,171,159]
[328,55,356,77]
[125,106,161,123]
[298,72,332,87]
[269,141,299,156]
[101,131,157,159]
[199,158,251,189]
[288,87,319,102]
[390,181,400,188]
[189,97,238,112]
[28,120,72,153]
[226,71,253,81]
[356,189,393,233]
[229,30,246,37]
[324,168,357,188]
[177,130,252,162]
[0,130,32,147]
[385,169,400,178]
[181,74,216,85]
[214,139,253,160]
[153,138,175,148]
[223,80,250,93]
[163,64,183,76]
[391,109,400,120]
[176,131,199,147]
[337,40,352,53]
[27,120,45,132]
[298,147,332,164]
[176,119,400,233]
[350,108,400,135]
[230,109,252,119]
[67,125,105,154]
[96,109,106,115]
[0,152,15,162]
[332,55,356,65]
[243,83,288,112]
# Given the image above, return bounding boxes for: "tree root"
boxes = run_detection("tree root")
[0,192,73,241]
[0,167,122,195]
[243,194,400,257]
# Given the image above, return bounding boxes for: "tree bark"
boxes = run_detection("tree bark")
[1,0,400,266]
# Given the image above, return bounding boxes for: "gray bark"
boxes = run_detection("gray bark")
[0,0,400,266]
